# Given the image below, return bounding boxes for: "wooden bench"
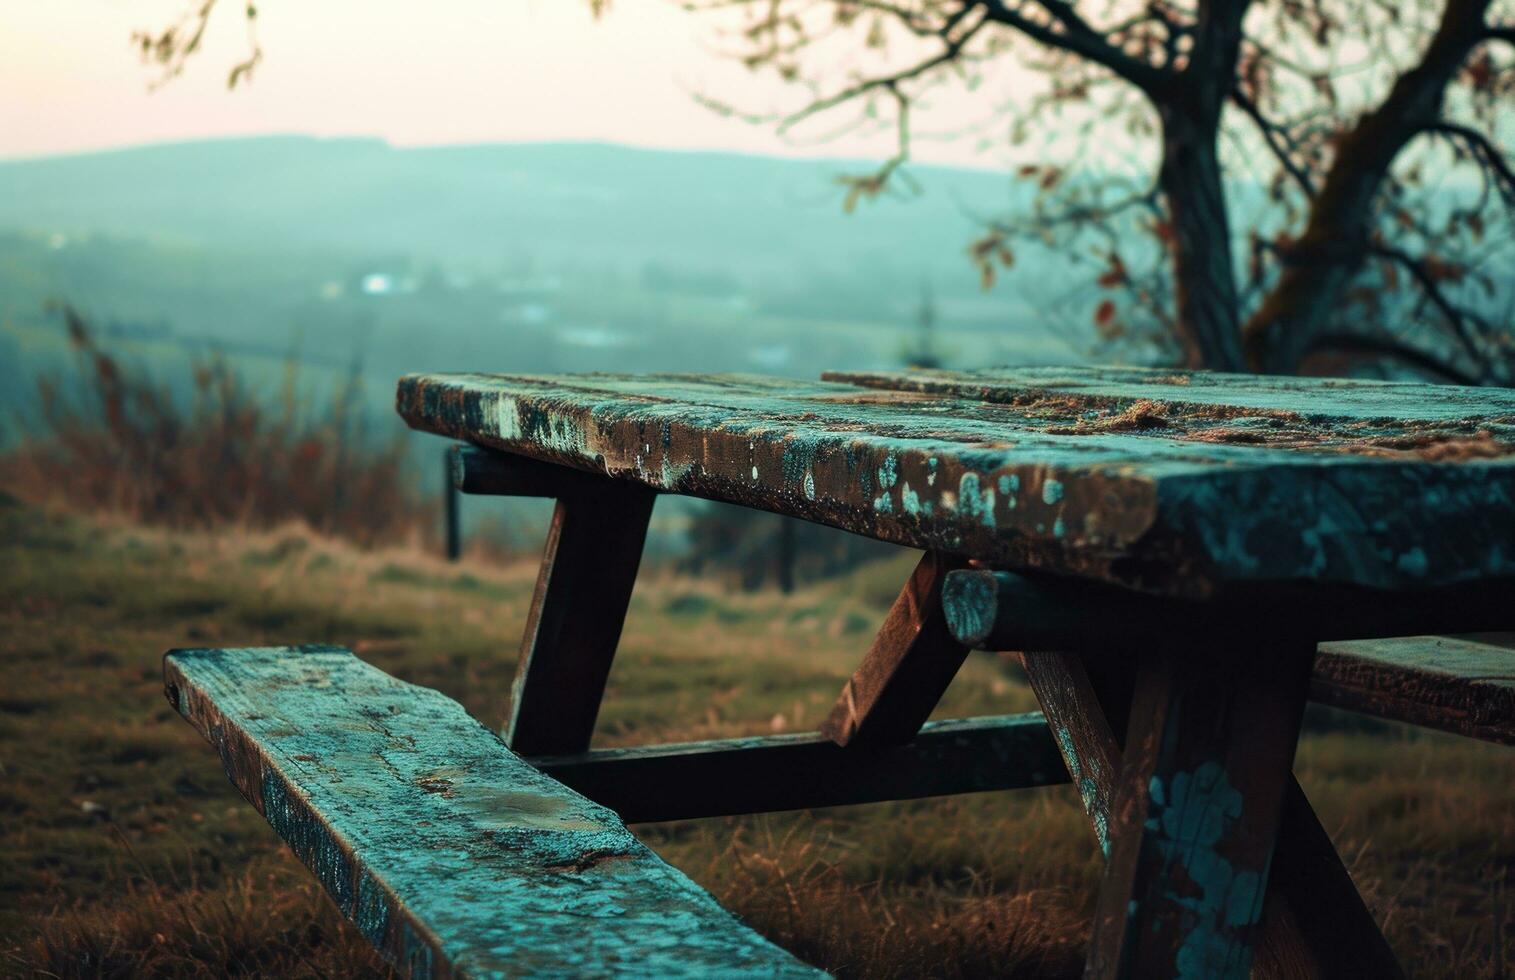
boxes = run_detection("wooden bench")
[164,645,822,979]
[172,365,1515,979]
[1312,634,1515,745]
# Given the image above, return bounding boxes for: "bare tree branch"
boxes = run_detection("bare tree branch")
[977,0,1170,96]
[1230,86,1319,197]
[1425,120,1515,203]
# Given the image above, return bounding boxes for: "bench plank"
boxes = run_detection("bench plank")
[396,370,1515,598]
[1313,634,1515,744]
[163,645,822,979]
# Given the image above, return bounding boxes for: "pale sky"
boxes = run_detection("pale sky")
[1,0,1021,166]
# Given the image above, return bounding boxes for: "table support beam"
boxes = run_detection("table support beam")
[530,713,1067,823]
[945,568,1515,650]
[820,551,970,747]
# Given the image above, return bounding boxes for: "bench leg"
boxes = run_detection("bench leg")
[507,484,657,756]
[1023,648,1403,979]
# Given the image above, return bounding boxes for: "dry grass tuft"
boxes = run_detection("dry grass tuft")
[22,855,391,979]
[1,307,424,546]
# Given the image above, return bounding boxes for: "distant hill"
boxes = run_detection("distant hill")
[0,136,1024,288]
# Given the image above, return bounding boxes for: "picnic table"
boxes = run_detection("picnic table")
[169,366,1515,979]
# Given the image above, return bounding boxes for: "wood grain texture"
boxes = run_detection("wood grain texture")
[820,551,969,747]
[396,370,1515,597]
[164,645,822,980]
[1313,634,1515,744]
[827,365,1515,432]
[532,714,1068,824]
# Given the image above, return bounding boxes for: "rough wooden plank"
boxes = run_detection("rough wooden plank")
[819,551,969,747]
[942,569,1515,650]
[1313,634,1515,744]
[164,645,823,980]
[1021,651,1403,979]
[508,483,656,757]
[826,365,1515,432]
[396,371,1515,598]
[532,714,1068,823]
[1087,640,1315,980]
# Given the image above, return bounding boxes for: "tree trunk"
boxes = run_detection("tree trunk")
[1158,108,1246,372]
[1242,0,1492,374]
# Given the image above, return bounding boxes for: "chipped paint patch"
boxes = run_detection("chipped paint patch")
[1146,763,1262,980]
[957,472,997,529]
[939,571,997,647]
[495,395,523,442]
[900,482,922,517]
[1042,479,1064,505]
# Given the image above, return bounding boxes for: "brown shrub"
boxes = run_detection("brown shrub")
[2,307,424,546]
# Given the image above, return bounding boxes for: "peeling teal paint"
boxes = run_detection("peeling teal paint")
[900,482,922,516]
[1043,479,1064,505]
[939,572,997,647]
[957,472,997,528]
[1397,547,1428,576]
[1146,763,1262,980]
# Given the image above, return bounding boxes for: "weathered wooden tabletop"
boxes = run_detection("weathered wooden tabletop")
[397,367,1515,598]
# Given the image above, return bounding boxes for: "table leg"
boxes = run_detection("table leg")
[1023,649,1403,978]
[506,483,656,756]
[1081,638,1313,980]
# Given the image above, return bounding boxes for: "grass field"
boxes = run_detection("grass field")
[2,494,1511,977]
